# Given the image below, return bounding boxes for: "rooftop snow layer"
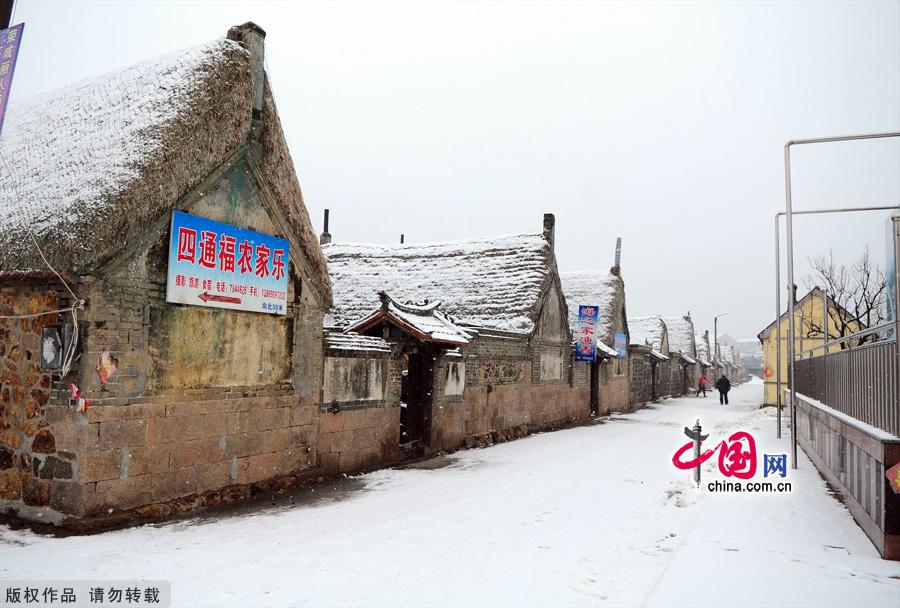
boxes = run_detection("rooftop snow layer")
[324,332,392,353]
[662,316,696,358]
[0,38,251,273]
[629,316,666,350]
[559,270,623,345]
[324,234,552,334]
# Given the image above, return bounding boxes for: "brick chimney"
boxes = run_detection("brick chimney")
[320,209,332,245]
[543,213,555,251]
[227,22,267,128]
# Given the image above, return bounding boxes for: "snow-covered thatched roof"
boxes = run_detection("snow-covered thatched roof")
[720,345,737,365]
[662,316,696,358]
[629,316,667,351]
[0,25,332,305]
[695,334,712,366]
[324,233,553,334]
[559,270,625,346]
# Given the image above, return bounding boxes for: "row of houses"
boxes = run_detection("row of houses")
[0,24,744,527]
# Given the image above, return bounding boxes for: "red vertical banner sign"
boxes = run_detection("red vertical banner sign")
[0,22,24,137]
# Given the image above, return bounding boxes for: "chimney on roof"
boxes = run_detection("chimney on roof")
[320,209,332,245]
[227,22,267,125]
[610,237,622,276]
[543,214,555,251]
[400,234,405,244]
[684,311,691,322]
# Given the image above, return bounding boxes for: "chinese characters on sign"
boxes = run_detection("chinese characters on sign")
[166,211,289,315]
[0,23,24,137]
[575,305,599,362]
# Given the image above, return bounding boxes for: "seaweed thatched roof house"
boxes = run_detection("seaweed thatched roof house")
[661,315,697,364]
[628,316,669,358]
[559,268,631,414]
[0,23,333,526]
[559,269,628,356]
[318,215,589,460]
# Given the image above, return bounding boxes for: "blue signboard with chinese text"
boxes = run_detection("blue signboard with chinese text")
[576,305,599,362]
[0,23,25,137]
[166,211,289,315]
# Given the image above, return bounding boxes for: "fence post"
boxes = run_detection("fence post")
[893,214,900,436]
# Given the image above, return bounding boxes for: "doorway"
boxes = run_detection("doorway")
[589,362,600,415]
[399,348,434,445]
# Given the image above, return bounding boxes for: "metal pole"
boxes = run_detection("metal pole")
[787,131,900,147]
[783,205,900,216]
[775,215,782,438]
[893,214,900,436]
[782,132,900,470]
[822,286,829,408]
[785,143,798,470]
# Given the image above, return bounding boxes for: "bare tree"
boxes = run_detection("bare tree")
[803,247,887,347]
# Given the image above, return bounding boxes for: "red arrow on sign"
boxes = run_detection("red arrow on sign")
[198,292,242,305]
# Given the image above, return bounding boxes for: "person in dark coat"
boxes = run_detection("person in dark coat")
[716,374,731,404]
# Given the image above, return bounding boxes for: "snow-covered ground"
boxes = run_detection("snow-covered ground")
[2,380,899,607]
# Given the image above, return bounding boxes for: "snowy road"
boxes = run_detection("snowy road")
[2,380,899,607]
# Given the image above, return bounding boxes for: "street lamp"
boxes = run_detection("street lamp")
[714,313,729,375]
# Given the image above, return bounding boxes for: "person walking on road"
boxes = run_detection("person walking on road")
[698,373,708,397]
[715,374,731,405]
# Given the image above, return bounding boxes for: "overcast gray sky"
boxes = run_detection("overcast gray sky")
[8,0,900,341]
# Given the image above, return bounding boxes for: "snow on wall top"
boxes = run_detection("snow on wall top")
[0,38,253,274]
[629,316,666,350]
[559,271,623,346]
[662,316,696,358]
[324,234,553,334]
[324,332,392,354]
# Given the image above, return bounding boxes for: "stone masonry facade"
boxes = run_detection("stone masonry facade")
[0,282,71,515]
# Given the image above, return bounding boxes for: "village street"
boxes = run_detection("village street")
[1,380,898,607]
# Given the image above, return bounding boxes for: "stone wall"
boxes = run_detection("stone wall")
[58,392,316,517]
[0,282,73,519]
[428,332,589,452]
[317,348,402,474]
[655,359,672,399]
[599,357,630,413]
[629,348,652,407]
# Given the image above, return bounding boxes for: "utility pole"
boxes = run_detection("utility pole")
[714,313,729,375]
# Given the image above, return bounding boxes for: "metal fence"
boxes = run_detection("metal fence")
[794,339,898,437]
